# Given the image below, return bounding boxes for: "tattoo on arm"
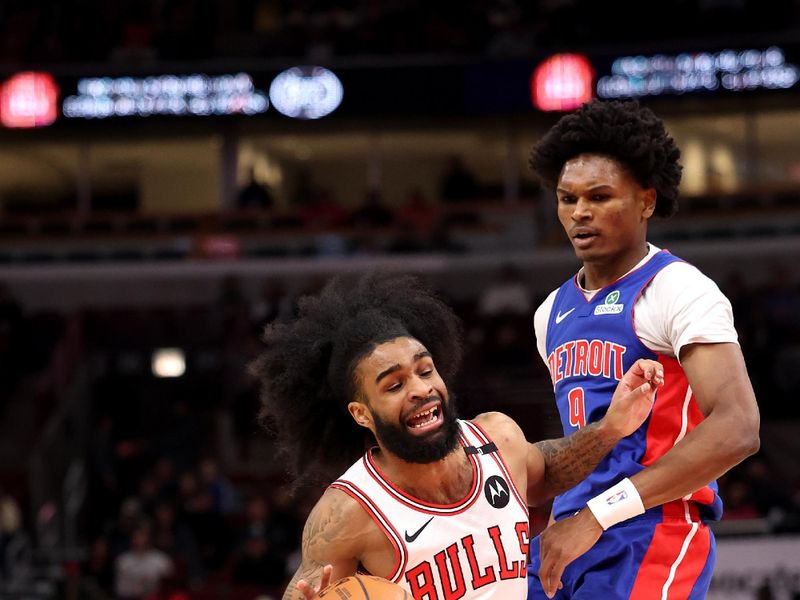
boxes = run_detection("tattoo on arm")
[534,422,615,496]
[281,492,358,600]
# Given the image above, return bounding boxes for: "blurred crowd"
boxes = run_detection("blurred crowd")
[1,0,798,67]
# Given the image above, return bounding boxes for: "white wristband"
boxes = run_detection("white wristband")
[586,478,645,530]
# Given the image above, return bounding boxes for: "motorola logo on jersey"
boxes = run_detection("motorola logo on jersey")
[484,476,510,509]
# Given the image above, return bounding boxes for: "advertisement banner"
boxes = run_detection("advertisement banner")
[709,535,800,600]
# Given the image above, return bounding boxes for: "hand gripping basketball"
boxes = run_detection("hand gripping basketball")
[313,574,409,599]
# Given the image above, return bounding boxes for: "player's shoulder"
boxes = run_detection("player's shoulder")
[301,486,375,560]
[315,485,373,526]
[471,412,527,450]
[534,287,560,322]
[652,257,726,295]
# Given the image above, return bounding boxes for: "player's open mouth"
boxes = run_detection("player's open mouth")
[405,402,442,434]
[572,229,598,249]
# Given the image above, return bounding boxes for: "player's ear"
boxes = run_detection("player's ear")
[640,187,657,220]
[348,401,372,430]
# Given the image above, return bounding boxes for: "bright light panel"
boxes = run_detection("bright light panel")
[152,348,186,378]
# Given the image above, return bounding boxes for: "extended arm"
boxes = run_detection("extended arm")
[283,489,365,600]
[527,358,663,506]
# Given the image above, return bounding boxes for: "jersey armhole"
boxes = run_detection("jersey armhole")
[329,481,408,583]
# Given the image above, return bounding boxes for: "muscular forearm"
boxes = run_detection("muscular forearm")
[533,420,619,504]
[631,407,759,509]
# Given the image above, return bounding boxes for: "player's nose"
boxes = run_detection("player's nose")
[408,374,433,400]
[571,197,592,220]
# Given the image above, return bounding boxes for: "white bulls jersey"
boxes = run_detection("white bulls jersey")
[331,420,529,600]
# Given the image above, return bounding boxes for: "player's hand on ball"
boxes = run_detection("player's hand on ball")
[296,564,333,600]
[604,358,663,438]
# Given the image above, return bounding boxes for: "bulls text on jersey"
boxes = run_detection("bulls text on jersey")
[404,522,529,600]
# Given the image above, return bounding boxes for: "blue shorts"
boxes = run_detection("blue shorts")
[527,515,716,600]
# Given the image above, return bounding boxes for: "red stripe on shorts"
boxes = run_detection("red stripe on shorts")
[628,520,711,600]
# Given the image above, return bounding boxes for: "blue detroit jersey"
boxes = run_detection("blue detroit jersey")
[544,250,722,523]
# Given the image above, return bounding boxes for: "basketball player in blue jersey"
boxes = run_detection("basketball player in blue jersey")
[251,273,665,600]
[525,99,761,599]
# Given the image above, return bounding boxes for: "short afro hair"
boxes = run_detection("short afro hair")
[529,100,682,217]
[250,272,464,489]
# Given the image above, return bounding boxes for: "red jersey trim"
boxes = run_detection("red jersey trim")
[329,481,407,583]
[571,249,673,305]
[363,428,483,515]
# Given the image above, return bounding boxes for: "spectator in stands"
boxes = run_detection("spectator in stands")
[236,167,274,210]
[348,190,394,228]
[239,495,270,544]
[396,188,438,234]
[0,486,22,579]
[387,230,427,254]
[744,457,797,522]
[86,416,119,539]
[426,220,467,254]
[267,487,303,564]
[232,531,287,588]
[151,457,178,503]
[151,500,203,586]
[156,401,201,474]
[761,265,800,345]
[198,457,239,515]
[75,537,115,600]
[115,524,173,600]
[299,188,349,229]
[181,478,230,571]
[108,498,144,560]
[440,155,480,203]
[719,477,760,520]
[0,284,24,406]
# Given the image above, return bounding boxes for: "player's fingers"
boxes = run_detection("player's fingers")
[320,565,333,590]
[539,554,558,598]
[629,358,646,377]
[296,580,316,600]
[549,557,569,597]
[638,360,663,388]
[642,361,654,380]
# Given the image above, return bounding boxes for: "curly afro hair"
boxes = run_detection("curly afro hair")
[250,272,464,489]
[529,99,682,217]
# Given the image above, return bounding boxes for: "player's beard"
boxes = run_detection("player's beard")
[372,394,460,464]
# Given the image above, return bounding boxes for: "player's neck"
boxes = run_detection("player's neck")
[581,242,649,290]
[375,447,473,504]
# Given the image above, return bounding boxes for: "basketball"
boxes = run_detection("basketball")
[315,574,409,599]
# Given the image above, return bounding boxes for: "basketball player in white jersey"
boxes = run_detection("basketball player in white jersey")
[252,273,665,600]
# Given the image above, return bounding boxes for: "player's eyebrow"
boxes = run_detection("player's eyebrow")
[375,351,432,384]
[557,184,614,194]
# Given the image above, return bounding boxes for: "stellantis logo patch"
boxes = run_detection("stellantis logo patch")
[484,475,510,509]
